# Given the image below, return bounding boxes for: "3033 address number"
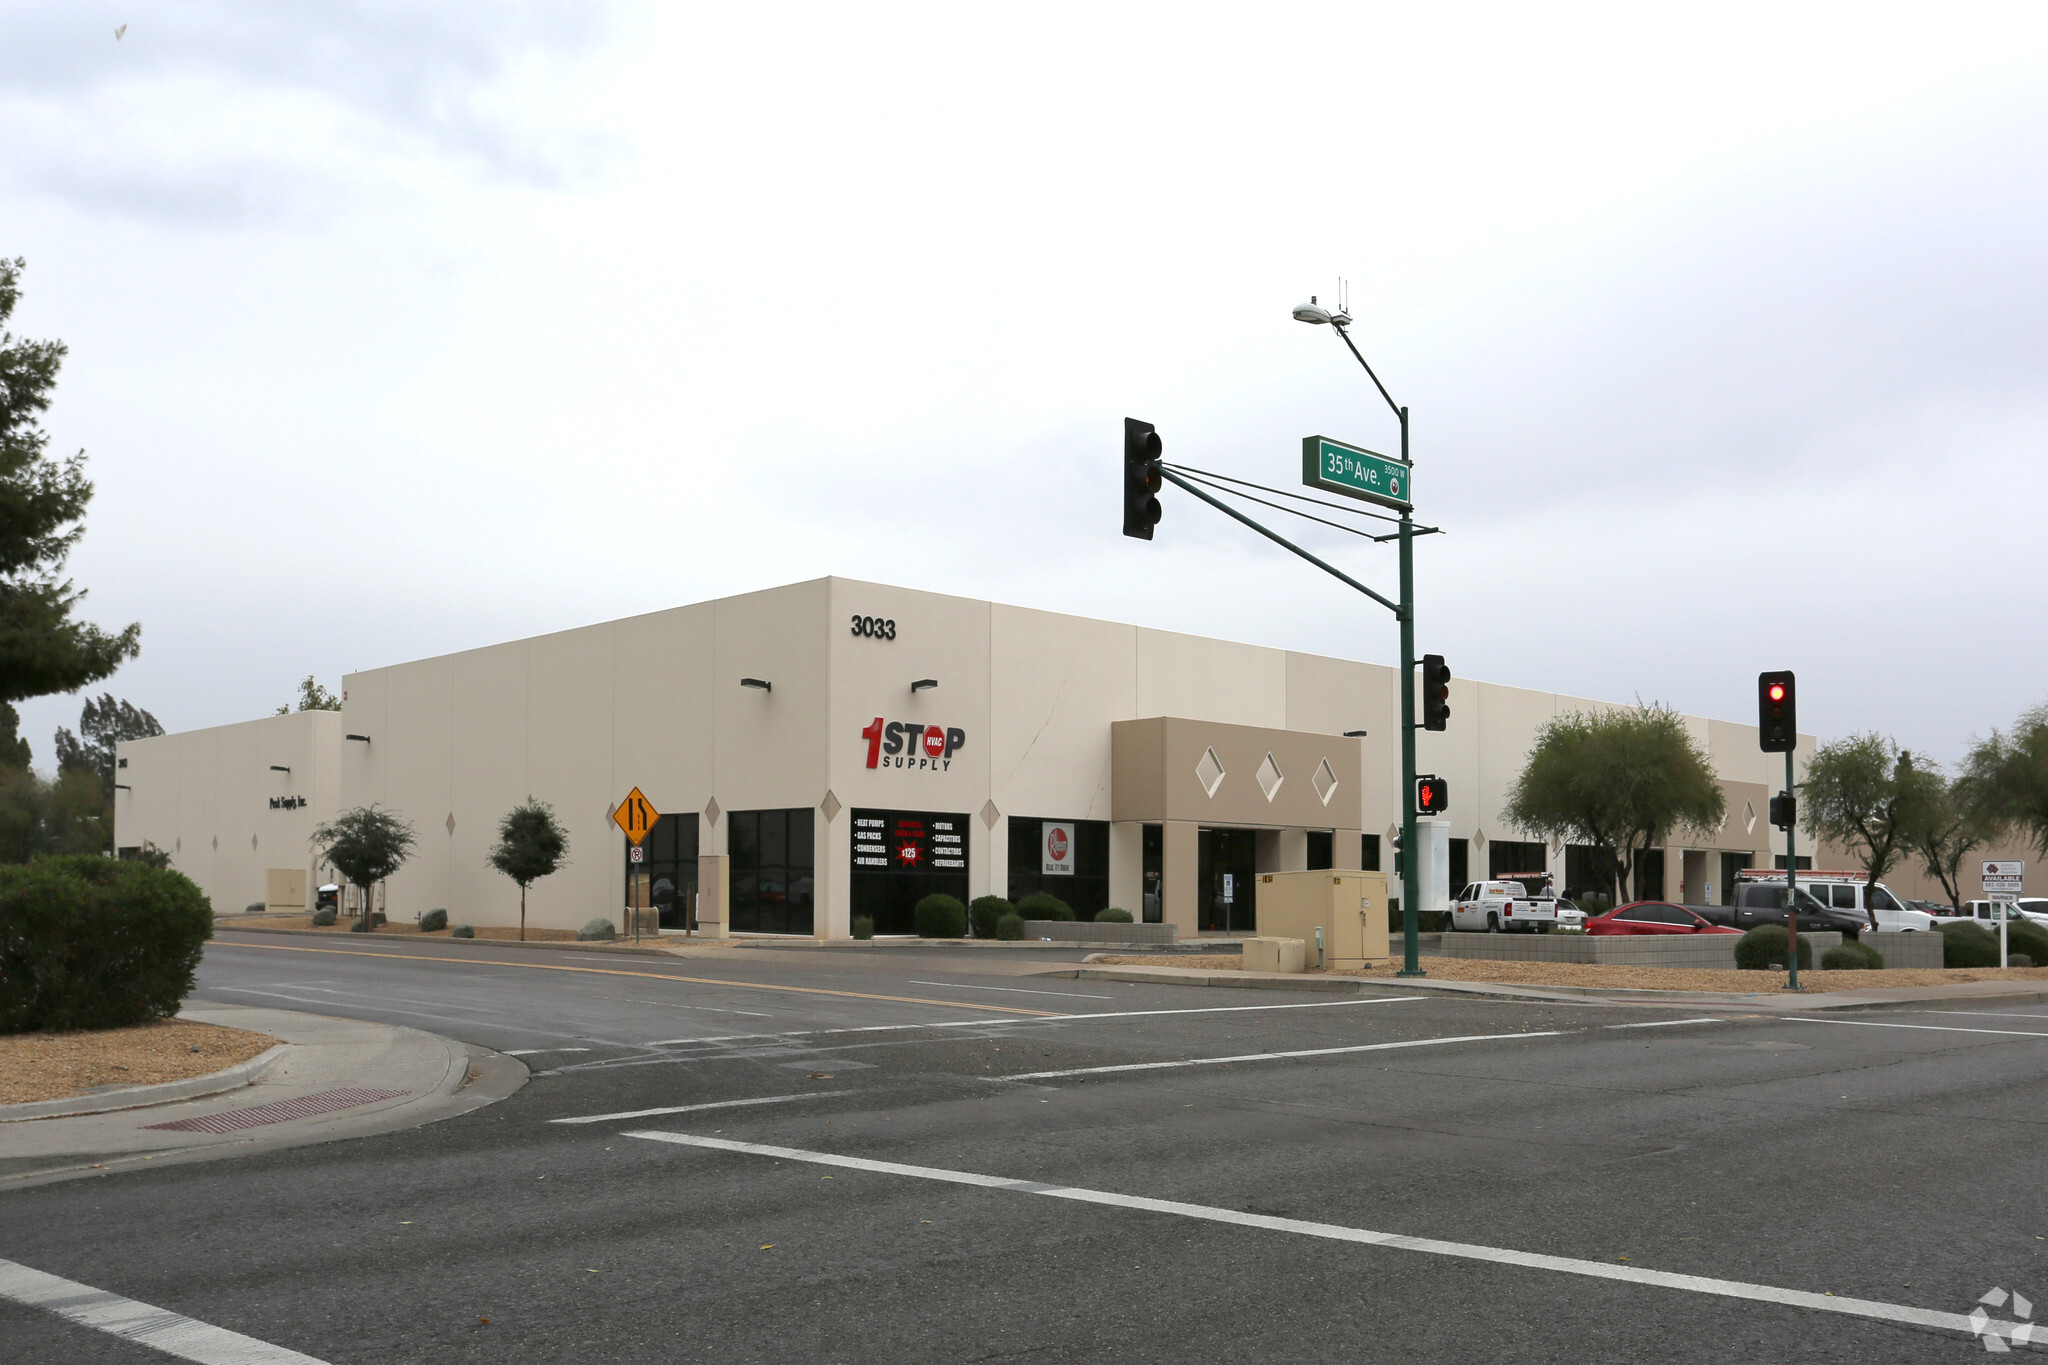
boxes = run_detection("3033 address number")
[851,615,896,640]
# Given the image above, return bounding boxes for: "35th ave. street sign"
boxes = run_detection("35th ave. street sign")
[1302,435,1411,512]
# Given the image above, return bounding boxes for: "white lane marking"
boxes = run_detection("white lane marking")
[1921,1010,2048,1021]
[552,1091,852,1125]
[621,1133,2003,1345]
[1788,1018,2048,1039]
[908,981,1115,1000]
[641,997,1421,1049]
[1001,1030,1565,1080]
[0,1256,331,1363]
[1604,1018,1725,1029]
[503,1047,593,1056]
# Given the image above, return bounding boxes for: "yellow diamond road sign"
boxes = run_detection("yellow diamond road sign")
[613,787,659,845]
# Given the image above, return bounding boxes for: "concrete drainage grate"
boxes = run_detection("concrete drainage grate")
[143,1088,409,1133]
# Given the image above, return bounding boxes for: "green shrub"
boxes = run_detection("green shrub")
[1016,891,1074,922]
[2001,919,2048,966]
[850,915,874,940]
[349,914,372,933]
[1095,906,1133,923]
[995,912,1025,940]
[969,896,1013,939]
[451,925,474,938]
[2011,954,2035,969]
[1734,925,1812,971]
[1821,940,1883,970]
[419,908,448,933]
[577,917,616,941]
[0,855,214,1034]
[914,894,967,938]
[244,901,264,915]
[310,907,337,927]
[1939,920,2000,968]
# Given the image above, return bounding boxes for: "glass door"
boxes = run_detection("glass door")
[1197,828,1258,932]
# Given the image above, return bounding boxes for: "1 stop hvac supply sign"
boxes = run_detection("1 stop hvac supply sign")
[1041,821,1075,876]
[861,717,965,771]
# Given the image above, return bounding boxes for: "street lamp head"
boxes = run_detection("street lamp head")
[1292,299,1334,325]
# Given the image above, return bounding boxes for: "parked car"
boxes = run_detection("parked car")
[1956,900,2048,929]
[1727,872,1933,933]
[1906,899,1950,918]
[1713,881,1870,935]
[1586,902,1741,936]
[1552,900,1588,931]
[1450,877,1568,933]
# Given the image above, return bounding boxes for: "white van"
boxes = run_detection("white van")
[1733,871,1937,932]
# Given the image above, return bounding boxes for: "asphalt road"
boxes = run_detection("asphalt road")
[4,931,2047,1362]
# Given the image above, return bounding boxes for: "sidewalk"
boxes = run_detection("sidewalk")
[0,1004,525,1190]
[1032,963,2048,1013]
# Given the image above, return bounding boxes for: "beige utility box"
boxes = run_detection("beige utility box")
[1255,870,1391,970]
[264,868,308,914]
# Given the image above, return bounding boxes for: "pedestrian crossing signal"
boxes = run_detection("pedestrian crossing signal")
[1415,774,1447,815]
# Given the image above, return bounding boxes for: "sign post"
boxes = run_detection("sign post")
[1984,860,2024,968]
[613,788,661,941]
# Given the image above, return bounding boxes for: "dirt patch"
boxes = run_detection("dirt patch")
[252,916,588,942]
[0,1019,278,1107]
[1088,953,2048,995]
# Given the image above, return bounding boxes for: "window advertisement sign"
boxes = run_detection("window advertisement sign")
[851,807,970,936]
[1041,821,1075,876]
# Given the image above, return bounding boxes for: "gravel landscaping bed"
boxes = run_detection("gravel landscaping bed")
[0,1020,277,1107]
[1089,953,2048,994]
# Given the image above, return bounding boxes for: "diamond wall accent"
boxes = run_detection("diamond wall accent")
[1472,829,1487,850]
[1195,746,1226,797]
[980,799,1001,829]
[704,797,722,827]
[820,790,842,821]
[1255,752,1284,803]
[445,812,457,836]
[1311,757,1339,807]
[1742,800,1757,835]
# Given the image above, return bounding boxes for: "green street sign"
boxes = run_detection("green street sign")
[1301,435,1411,511]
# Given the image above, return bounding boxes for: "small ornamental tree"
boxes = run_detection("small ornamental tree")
[312,806,417,927]
[487,798,568,941]
[1801,734,1940,927]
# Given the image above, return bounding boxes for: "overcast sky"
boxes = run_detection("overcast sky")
[5,2,2046,770]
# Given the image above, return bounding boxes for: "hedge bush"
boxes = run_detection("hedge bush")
[0,855,214,1034]
[577,917,616,941]
[451,925,474,938]
[1095,907,1133,923]
[2002,919,2048,966]
[851,915,874,940]
[419,908,448,933]
[1016,891,1074,922]
[349,914,372,933]
[311,907,337,927]
[1734,925,1812,971]
[2012,954,2035,969]
[1939,920,2000,968]
[914,894,967,938]
[969,896,1014,939]
[1821,939,1884,970]
[995,912,1025,940]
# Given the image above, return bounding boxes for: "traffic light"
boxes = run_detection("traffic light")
[1758,670,1796,752]
[1415,773,1448,815]
[1122,417,1162,540]
[1421,654,1451,731]
[1769,791,1796,830]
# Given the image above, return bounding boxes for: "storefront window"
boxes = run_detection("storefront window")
[1007,818,1109,918]
[623,813,700,930]
[851,808,969,935]
[729,808,814,934]
[1307,831,1334,871]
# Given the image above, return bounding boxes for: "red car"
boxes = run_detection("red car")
[1585,901,1741,936]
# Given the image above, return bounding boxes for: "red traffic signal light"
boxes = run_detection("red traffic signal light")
[1757,670,1796,753]
[1415,773,1447,814]
[1421,654,1451,731]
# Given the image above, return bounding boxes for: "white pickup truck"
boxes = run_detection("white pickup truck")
[1449,877,1577,933]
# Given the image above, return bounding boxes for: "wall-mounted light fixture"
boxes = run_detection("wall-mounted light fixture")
[269,765,291,773]
[740,678,772,692]
[114,783,131,791]
[345,734,371,743]
[1343,730,1368,738]
[910,679,938,694]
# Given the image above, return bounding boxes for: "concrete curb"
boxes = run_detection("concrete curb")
[214,925,689,959]
[1030,965,2048,1012]
[0,1043,290,1123]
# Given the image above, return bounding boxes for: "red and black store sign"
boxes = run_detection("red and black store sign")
[852,808,968,875]
[861,717,965,771]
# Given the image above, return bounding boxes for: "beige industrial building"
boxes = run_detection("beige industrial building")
[119,576,1850,938]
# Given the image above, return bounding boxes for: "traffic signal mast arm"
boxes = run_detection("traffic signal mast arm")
[1151,464,1405,619]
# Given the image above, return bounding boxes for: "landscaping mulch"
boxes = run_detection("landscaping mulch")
[1090,953,2048,995]
[252,916,590,942]
[0,1019,277,1107]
